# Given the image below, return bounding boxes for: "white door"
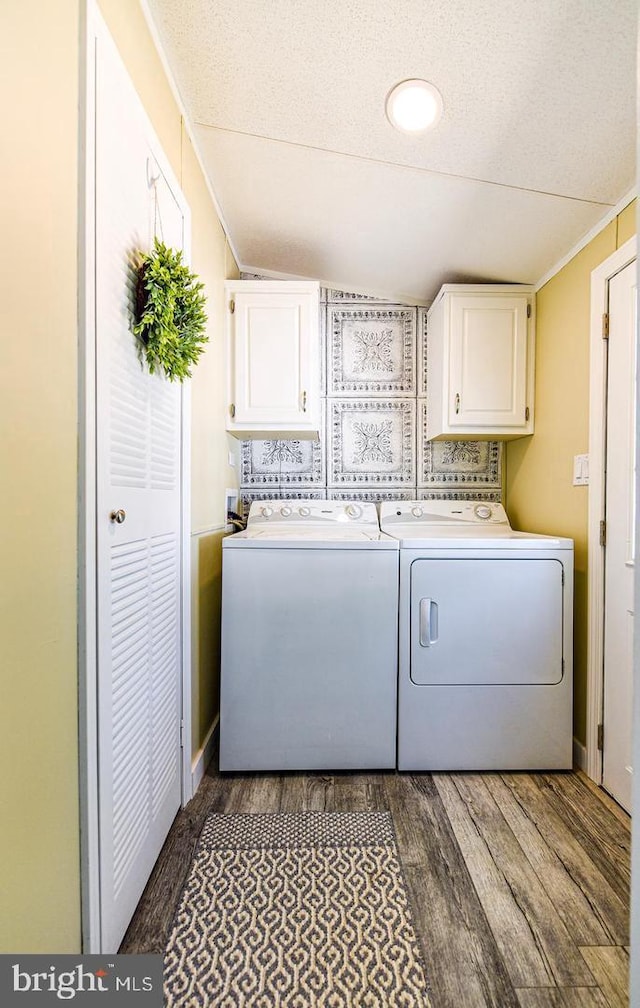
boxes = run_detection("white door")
[603,258,637,812]
[95,30,185,950]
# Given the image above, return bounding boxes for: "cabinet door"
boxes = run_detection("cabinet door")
[233,290,314,425]
[448,295,528,428]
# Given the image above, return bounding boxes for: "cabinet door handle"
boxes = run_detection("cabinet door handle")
[455,392,460,414]
[301,390,307,412]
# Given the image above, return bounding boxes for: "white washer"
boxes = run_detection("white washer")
[220,500,399,771]
[379,500,574,771]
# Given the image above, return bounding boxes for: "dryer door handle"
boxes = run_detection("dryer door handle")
[419,598,439,647]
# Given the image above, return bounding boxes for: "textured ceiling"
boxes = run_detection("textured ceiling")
[147,0,636,302]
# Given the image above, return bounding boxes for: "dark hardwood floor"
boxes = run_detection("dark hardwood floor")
[121,762,630,1008]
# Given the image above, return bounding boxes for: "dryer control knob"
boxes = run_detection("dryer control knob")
[411,506,424,518]
[280,505,292,517]
[474,504,492,520]
[261,506,274,518]
[345,504,362,519]
[298,506,311,517]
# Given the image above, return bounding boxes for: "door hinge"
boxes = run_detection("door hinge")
[527,303,532,319]
[602,312,609,339]
[597,723,604,751]
[229,298,235,314]
[599,519,606,547]
[179,719,185,749]
[229,403,236,418]
[525,406,530,422]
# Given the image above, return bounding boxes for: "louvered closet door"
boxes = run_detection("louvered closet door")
[95,31,184,952]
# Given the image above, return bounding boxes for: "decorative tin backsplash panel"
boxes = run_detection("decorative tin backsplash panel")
[328,489,416,502]
[241,438,325,486]
[417,489,503,502]
[327,289,383,302]
[238,283,503,505]
[417,400,502,488]
[417,308,428,396]
[328,399,416,486]
[327,306,416,396]
[241,404,326,487]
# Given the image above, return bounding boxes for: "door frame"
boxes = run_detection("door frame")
[586,236,637,782]
[78,0,193,952]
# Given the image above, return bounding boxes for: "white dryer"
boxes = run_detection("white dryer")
[379,500,573,771]
[220,500,399,771]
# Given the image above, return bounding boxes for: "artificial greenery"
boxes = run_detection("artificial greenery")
[133,238,208,382]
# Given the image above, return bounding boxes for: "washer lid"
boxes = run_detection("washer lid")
[223,529,399,549]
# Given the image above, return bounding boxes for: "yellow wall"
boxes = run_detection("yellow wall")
[506,201,636,744]
[98,0,239,754]
[0,0,81,951]
[0,0,237,953]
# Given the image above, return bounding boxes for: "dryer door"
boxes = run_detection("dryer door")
[410,558,564,685]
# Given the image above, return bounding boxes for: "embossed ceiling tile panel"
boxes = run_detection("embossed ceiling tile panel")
[320,309,327,396]
[327,290,387,303]
[328,399,416,487]
[328,306,416,397]
[240,405,326,487]
[417,489,503,502]
[417,400,502,488]
[240,440,280,486]
[328,489,417,502]
[417,308,428,396]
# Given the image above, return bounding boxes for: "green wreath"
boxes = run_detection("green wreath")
[133,238,208,382]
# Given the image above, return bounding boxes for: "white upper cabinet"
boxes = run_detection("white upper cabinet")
[425,284,534,440]
[225,280,320,439]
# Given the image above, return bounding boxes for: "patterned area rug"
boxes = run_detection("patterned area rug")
[164,811,431,1007]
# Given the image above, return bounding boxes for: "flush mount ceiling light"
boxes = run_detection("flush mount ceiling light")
[385,79,443,134]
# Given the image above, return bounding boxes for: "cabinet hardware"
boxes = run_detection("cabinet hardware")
[229,299,235,314]
[454,393,460,414]
[525,406,530,421]
[229,403,236,418]
[527,303,531,318]
[302,390,307,412]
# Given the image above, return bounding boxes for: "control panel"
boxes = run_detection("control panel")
[378,500,509,526]
[247,500,378,527]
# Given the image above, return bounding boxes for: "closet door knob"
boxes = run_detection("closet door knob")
[110,509,126,524]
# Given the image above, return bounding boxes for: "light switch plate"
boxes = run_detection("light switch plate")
[573,453,589,486]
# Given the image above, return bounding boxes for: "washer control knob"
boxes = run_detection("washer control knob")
[345,504,362,519]
[298,506,311,517]
[474,504,492,520]
[280,506,292,517]
[261,506,273,518]
[411,506,424,518]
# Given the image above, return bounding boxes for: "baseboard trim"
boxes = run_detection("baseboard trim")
[191,715,219,794]
[573,737,587,772]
